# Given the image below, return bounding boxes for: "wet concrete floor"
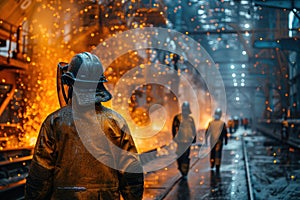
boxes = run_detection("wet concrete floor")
[143,127,300,199]
[143,128,250,200]
[244,132,300,200]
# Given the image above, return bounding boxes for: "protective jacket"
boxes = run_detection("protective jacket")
[25,104,144,200]
[205,119,228,169]
[172,113,196,176]
[205,120,228,147]
[172,114,196,144]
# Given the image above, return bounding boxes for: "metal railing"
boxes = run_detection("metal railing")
[0,19,30,64]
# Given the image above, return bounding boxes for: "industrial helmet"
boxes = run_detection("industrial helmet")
[181,101,191,115]
[58,52,112,106]
[214,108,222,120]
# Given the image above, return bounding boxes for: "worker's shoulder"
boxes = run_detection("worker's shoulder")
[100,106,127,124]
[43,105,72,123]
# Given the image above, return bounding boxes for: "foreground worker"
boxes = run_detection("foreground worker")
[25,52,144,200]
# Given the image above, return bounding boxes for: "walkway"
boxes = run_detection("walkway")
[143,128,250,199]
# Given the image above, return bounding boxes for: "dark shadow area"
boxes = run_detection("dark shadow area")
[173,179,190,200]
[209,169,223,197]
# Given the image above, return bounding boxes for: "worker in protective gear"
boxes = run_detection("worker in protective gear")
[281,114,289,144]
[227,117,234,133]
[172,101,197,179]
[25,52,144,200]
[205,108,228,173]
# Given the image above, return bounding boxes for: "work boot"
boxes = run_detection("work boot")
[210,159,215,169]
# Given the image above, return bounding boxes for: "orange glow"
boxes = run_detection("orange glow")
[17,3,77,147]
[4,2,216,153]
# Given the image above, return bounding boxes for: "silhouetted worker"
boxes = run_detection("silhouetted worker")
[233,116,239,132]
[281,114,289,144]
[243,118,249,130]
[227,117,234,134]
[205,108,228,173]
[172,101,197,179]
[25,52,144,200]
[172,53,180,71]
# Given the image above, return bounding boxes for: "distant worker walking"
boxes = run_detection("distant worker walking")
[242,118,249,130]
[205,108,228,173]
[281,115,289,143]
[172,101,197,179]
[227,117,234,133]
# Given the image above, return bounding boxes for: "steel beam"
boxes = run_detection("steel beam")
[254,0,300,10]
[253,38,300,52]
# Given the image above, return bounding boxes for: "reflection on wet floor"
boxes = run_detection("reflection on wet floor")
[143,128,300,199]
[172,179,191,200]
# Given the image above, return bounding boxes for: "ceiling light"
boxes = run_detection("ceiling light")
[244,23,250,29]
[198,9,205,15]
